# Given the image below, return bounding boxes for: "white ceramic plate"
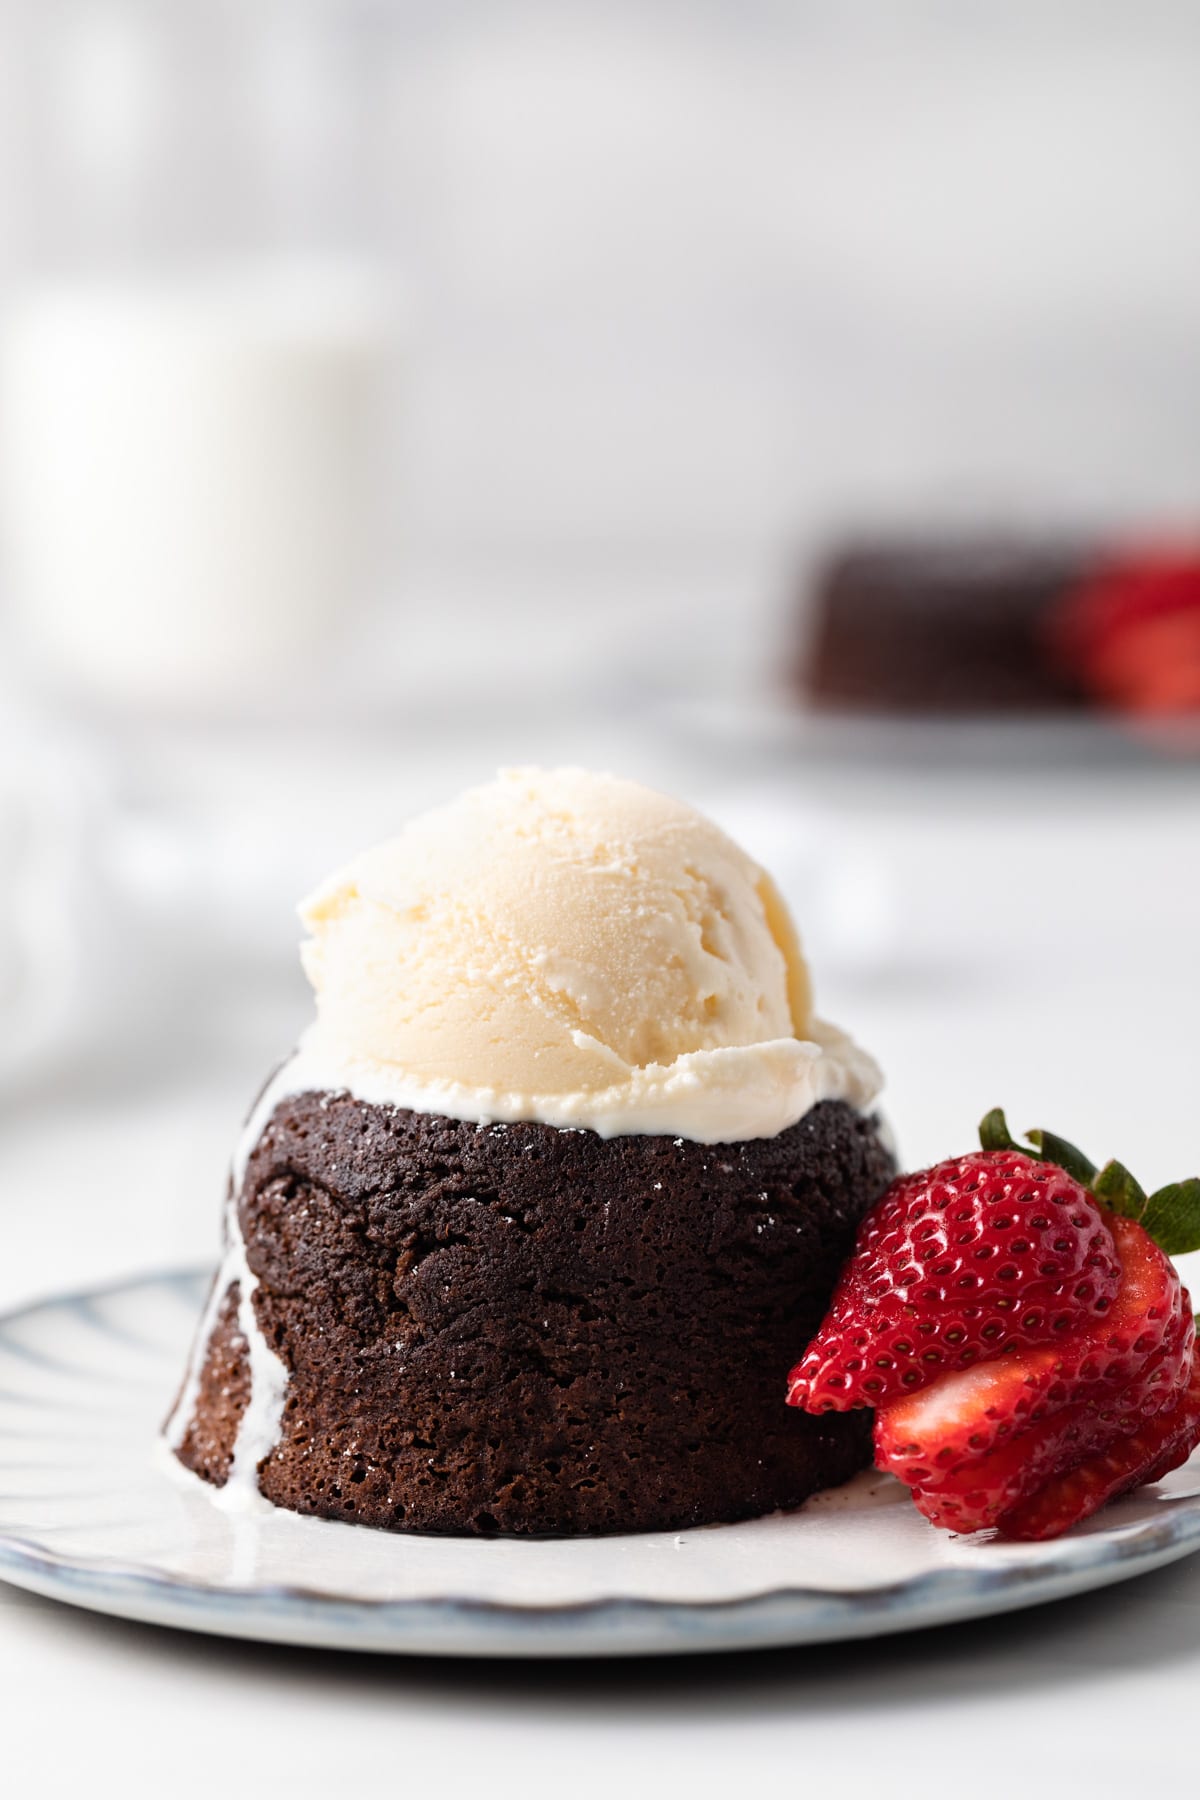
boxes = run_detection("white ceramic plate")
[3,1270,1200,1658]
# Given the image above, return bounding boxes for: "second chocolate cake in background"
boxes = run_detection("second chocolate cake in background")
[798,536,1093,714]
[166,768,893,1535]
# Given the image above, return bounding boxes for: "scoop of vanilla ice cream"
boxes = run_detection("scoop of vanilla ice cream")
[301,766,810,1089]
[294,767,880,1141]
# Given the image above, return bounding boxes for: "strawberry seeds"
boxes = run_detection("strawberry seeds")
[787,1112,1200,1541]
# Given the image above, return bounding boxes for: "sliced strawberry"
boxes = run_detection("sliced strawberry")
[874,1215,1182,1484]
[1051,551,1200,718]
[902,1310,1193,1533]
[787,1109,1200,1540]
[1088,1293,1194,1431]
[997,1356,1200,1541]
[788,1151,1121,1413]
[1083,1215,1187,1395]
[1139,1394,1200,1486]
[875,1346,1061,1488]
[907,1400,1100,1534]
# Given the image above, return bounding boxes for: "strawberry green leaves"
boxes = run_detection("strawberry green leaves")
[978,1107,1020,1155]
[1093,1161,1200,1256]
[978,1109,1200,1259]
[979,1109,1097,1186]
[1092,1159,1147,1217]
[1025,1128,1098,1188]
[1137,1181,1200,1258]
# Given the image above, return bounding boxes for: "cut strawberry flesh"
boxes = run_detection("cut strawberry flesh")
[906,1400,1101,1533]
[876,1344,1069,1486]
[875,1215,1182,1479]
[789,1152,1122,1413]
[873,1217,1194,1535]
[897,1312,1194,1534]
[788,1126,1200,1541]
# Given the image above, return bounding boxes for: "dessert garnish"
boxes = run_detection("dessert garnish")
[788,1111,1200,1540]
[1051,549,1200,719]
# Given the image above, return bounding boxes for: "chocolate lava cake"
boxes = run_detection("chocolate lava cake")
[168,767,890,1537]
[175,1092,892,1535]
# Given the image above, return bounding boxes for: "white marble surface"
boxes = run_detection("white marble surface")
[2,721,1200,1796]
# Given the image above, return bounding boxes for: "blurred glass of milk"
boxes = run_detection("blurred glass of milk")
[0,1,394,711]
[1,267,386,707]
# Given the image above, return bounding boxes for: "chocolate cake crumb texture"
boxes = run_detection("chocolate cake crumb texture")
[177,1095,894,1536]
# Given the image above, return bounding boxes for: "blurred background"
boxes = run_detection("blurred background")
[1,1,1199,1304]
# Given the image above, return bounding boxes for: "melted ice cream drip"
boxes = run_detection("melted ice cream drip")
[163,1063,295,1510]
